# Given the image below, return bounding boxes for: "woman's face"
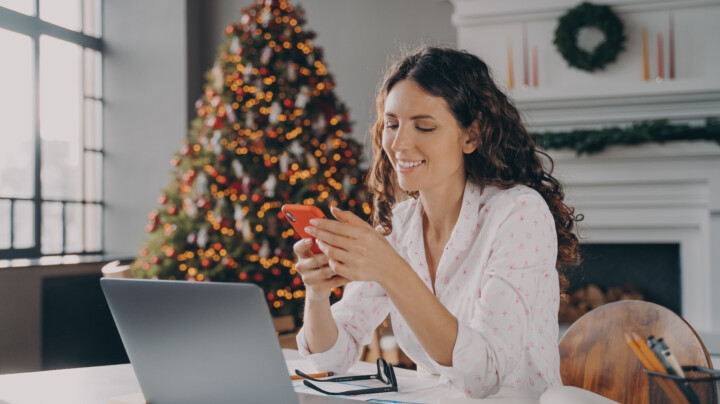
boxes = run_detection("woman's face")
[381,79,475,193]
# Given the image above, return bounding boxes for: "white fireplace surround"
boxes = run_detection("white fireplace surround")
[547,142,720,343]
[450,0,720,352]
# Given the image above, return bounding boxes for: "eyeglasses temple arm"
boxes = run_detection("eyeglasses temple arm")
[294,369,376,382]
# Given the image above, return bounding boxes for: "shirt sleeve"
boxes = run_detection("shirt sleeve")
[296,280,391,374]
[425,191,561,398]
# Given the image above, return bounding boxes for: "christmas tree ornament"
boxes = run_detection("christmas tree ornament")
[232,159,245,177]
[183,197,198,217]
[242,220,252,241]
[269,101,282,124]
[263,174,277,197]
[312,113,326,135]
[187,232,197,245]
[295,85,310,108]
[241,176,252,194]
[225,104,237,123]
[305,152,319,169]
[212,62,224,91]
[279,152,289,172]
[286,63,297,82]
[197,226,208,248]
[211,130,223,153]
[195,173,208,193]
[289,140,304,158]
[244,62,254,82]
[245,110,255,129]
[234,205,245,230]
[241,13,251,26]
[230,36,241,54]
[261,46,273,65]
[259,240,271,258]
[343,174,352,191]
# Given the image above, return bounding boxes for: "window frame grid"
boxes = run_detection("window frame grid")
[0,2,104,260]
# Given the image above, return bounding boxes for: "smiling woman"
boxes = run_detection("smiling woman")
[294,45,583,399]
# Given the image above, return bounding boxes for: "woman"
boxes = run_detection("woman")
[293,45,581,398]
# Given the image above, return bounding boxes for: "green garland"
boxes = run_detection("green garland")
[536,119,720,155]
[553,2,627,72]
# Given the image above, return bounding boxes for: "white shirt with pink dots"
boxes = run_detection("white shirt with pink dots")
[296,180,563,399]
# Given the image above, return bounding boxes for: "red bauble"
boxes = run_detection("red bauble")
[140,247,149,256]
[271,268,281,276]
[267,292,275,301]
[254,273,264,282]
[151,256,160,264]
[201,259,211,267]
[217,175,227,185]
[217,154,226,162]
[213,242,223,251]
[251,194,261,202]
[259,67,269,76]
[167,206,178,215]
[264,160,272,168]
[283,99,294,108]
[164,248,176,258]
[239,272,248,280]
[292,277,302,286]
[158,195,168,204]
[170,157,180,167]
[309,77,317,84]
[252,243,260,251]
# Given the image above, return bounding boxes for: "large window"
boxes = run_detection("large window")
[0,0,103,259]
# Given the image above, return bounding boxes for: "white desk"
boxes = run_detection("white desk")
[0,350,549,404]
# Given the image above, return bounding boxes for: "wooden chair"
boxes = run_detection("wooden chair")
[559,300,716,404]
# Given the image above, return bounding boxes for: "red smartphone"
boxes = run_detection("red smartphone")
[281,204,326,254]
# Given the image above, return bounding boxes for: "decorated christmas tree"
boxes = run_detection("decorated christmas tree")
[131,0,371,320]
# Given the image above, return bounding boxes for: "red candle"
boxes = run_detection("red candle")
[522,23,529,88]
[532,45,538,87]
[669,13,675,79]
[657,33,664,81]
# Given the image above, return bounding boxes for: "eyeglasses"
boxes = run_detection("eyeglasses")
[294,358,398,396]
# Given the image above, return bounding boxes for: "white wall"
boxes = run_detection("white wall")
[103,0,189,257]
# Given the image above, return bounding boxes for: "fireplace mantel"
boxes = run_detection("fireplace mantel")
[449,0,720,131]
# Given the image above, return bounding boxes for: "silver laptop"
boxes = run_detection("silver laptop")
[101,278,349,404]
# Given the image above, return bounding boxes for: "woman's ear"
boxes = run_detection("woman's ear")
[462,119,480,154]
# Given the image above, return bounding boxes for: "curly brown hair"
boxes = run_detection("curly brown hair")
[366,45,583,292]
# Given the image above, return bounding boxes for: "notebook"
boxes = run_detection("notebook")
[101,278,349,404]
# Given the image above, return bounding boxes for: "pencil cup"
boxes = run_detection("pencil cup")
[645,366,720,404]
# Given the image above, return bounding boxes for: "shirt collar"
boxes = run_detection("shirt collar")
[398,179,483,252]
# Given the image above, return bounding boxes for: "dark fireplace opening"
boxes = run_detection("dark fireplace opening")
[560,243,681,323]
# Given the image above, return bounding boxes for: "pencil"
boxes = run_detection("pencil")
[629,332,690,404]
[291,371,334,380]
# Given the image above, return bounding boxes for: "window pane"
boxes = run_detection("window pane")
[13,200,34,248]
[84,151,102,202]
[83,48,102,98]
[82,0,101,38]
[84,203,101,252]
[0,29,34,199]
[0,200,10,249]
[84,99,102,149]
[40,35,82,201]
[65,202,83,253]
[39,0,81,31]
[0,0,34,15]
[42,202,63,254]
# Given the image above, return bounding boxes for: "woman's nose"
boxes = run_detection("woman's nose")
[391,124,412,152]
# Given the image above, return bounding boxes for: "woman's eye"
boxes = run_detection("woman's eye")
[417,127,435,133]
[384,123,398,130]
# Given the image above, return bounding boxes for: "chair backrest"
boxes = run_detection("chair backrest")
[558,300,716,404]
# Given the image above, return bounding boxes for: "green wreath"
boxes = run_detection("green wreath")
[553,2,627,72]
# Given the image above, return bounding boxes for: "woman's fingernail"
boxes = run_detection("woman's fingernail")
[309,218,319,225]
[304,226,313,234]
[305,238,313,245]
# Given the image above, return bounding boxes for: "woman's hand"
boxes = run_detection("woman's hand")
[292,237,350,301]
[304,206,407,286]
